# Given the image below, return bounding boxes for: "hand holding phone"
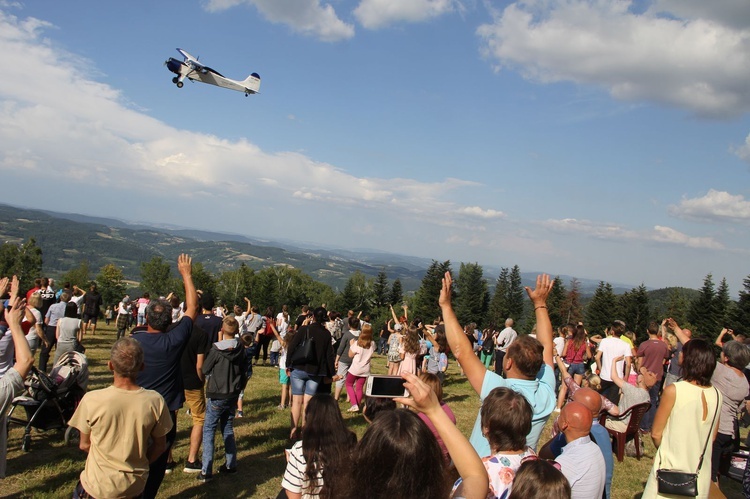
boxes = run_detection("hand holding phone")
[365,375,409,398]
[394,372,440,417]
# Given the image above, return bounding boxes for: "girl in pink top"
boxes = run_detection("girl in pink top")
[345,324,375,412]
[398,326,420,376]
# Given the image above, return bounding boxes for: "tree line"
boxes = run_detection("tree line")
[1,238,749,340]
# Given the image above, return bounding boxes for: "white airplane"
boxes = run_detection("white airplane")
[165,48,261,96]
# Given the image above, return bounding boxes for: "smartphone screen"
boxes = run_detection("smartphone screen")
[367,375,407,397]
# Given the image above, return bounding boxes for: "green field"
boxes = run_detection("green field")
[1,323,744,498]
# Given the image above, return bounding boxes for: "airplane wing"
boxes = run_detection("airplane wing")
[177,48,206,71]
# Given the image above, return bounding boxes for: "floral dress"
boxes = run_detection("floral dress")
[453,447,536,499]
[387,333,402,363]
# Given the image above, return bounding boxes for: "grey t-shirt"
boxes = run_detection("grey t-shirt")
[711,363,750,437]
[617,383,650,426]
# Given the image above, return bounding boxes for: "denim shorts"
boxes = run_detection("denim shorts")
[290,369,322,396]
[568,362,586,376]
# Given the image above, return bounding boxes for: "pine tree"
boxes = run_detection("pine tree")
[564,278,583,324]
[487,267,510,328]
[373,270,390,308]
[585,282,617,335]
[389,279,403,307]
[714,278,732,330]
[731,275,750,335]
[547,276,567,328]
[665,288,691,326]
[454,263,489,327]
[507,265,525,322]
[411,260,451,321]
[688,274,720,339]
[619,284,651,340]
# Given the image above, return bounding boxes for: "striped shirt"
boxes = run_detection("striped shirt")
[282,440,322,498]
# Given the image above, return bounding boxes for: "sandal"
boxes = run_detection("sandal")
[347,405,360,413]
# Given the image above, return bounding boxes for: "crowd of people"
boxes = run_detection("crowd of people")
[0,257,749,499]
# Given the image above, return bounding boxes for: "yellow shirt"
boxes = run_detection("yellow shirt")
[69,386,172,498]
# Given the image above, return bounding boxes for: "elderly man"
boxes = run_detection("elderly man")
[494,318,517,374]
[554,401,606,499]
[69,338,172,498]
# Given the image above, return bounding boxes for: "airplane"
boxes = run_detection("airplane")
[165,48,261,97]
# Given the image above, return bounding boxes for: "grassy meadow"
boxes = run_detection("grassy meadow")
[1,322,744,498]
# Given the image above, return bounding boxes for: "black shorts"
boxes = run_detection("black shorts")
[81,314,98,324]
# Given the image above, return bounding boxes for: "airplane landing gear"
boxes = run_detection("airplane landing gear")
[172,77,178,84]
[176,81,184,88]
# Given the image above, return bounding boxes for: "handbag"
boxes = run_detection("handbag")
[290,328,316,366]
[656,387,720,497]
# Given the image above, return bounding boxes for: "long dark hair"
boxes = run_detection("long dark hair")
[570,324,586,352]
[301,395,356,498]
[345,409,449,498]
[681,338,716,387]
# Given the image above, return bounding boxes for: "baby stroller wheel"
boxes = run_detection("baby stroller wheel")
[21,434,31,452]
[64,426,79,446]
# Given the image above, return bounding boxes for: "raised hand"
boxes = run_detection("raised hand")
[394,371,440,416]
[177,254,192,276]
[525,274,553,307]
[438,272,453,309]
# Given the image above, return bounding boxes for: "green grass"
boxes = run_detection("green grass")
[2,323,744,498]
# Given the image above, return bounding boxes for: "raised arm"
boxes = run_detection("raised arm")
[439,272,486,394]
[177,254,198,320]
[715,328,732,347]
[8,296,34,378]
[525,274,555,367]
[389,304,400,324]
[666,318,690,346]
[610,356,626,388]
[395,372,488,499]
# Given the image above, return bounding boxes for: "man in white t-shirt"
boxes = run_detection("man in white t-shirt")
[595,320,632,406]
[494,318,517,374]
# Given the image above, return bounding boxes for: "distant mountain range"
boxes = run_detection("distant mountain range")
[0,203,647,295]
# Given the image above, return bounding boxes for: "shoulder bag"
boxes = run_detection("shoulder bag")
[656,387,720,497]
[290,327,316,367]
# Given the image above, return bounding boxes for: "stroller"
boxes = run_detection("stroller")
[7,350,88,451]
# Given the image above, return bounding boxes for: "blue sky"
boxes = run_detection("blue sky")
[1,0,749,294]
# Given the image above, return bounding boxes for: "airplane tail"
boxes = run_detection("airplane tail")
[242,73,261,94]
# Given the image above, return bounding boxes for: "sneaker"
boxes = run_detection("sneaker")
[236,411,243,418]
[276,404,286,410]
[197,472,212,482]
[183,460,202,473]
[219,464,237,474]
[164,461,177,474]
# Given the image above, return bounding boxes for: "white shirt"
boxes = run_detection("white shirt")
[555,436,606,499]
[597,336,632,382]
[553,336,566,357]
[495,327,517,353]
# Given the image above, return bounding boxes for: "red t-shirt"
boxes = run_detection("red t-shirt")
[636,339,670,380]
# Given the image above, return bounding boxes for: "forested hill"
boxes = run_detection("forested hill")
[0,204,428,291]
[1,203,642,295]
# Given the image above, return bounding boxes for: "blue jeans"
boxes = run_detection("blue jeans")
[202,397,238,476]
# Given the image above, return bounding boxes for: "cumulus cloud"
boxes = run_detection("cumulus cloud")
[542,218,723,250]
[0,10,503,232]
[353,0,460,29]
[476,0,750,118]
[203,0,354,42]
[668,189,750,222]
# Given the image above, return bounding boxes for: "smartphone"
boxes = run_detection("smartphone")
[365,375,409,398]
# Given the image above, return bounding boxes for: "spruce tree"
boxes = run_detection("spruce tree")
[585,282,616,335]
[454,262,489,327]
[487,267,510,328]
[547,276,567,328]
[688,274,720,339]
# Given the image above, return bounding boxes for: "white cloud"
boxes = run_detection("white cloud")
[0,10,505,235]
[651,225,724,250]
[669,189,750,222]
[457,206,505,219]
[354,0,460,29]
[203,0,354,42]
[477,0,750,118]
[542,218,723,250]
[651,0,750,30]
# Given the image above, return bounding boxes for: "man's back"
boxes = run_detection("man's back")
[555,436,606,499]
[69,386,172,498]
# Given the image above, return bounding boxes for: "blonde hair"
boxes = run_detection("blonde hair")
[583,373,602,392]
[222,316,239,335]
[358,324,373,349]
[28,292,42,309]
